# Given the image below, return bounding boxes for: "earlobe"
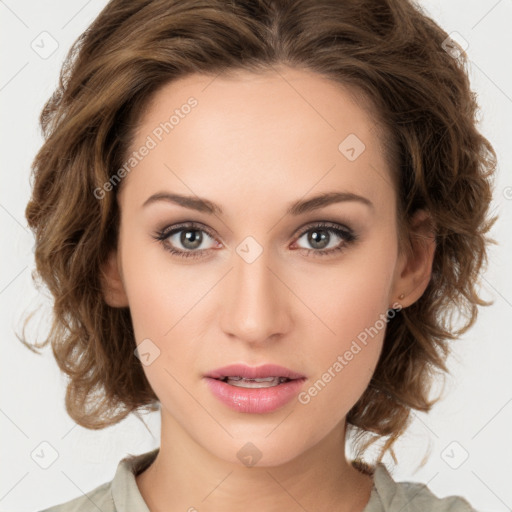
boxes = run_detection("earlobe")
[393,209,436,308]
[100,250,129,308]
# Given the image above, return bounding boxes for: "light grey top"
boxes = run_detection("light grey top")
[39,448,478,512]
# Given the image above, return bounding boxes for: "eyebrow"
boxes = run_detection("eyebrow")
[142,191,374,215]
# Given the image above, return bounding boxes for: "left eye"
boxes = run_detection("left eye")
[153,221,357,259]
[294,223,355,254]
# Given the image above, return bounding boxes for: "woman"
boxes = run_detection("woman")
[23,0,497,510]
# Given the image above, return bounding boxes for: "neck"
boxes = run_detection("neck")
[135,411,374,512]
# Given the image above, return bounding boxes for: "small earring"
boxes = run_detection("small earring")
[398,293,405,300]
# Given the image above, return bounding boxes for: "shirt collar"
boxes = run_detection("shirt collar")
[111,448,406,512]
[111,448,159,512]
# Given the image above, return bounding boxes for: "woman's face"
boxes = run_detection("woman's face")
[106,66,424,466]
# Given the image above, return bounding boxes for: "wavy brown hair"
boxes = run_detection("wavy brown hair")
[20,0,497,465]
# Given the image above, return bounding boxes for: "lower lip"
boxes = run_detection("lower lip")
[204,377,306,413]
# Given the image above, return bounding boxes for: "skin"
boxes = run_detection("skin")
[101,65,436,511]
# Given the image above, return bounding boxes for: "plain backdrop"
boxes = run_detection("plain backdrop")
[1,1,511,511]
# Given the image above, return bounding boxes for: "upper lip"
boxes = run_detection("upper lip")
[205,364,305,380]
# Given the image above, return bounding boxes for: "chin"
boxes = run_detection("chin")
[202,426,323,469]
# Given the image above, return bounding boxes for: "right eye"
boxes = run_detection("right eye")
[153,222,220,259]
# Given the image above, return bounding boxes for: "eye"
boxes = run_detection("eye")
[153,222,219,260]
[152,221,358,260]
[293,222,357,257]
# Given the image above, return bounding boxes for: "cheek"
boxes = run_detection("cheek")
[120,237,199,340]
[291,244,395,410]
[297,244,395,345]
[122,252,203,416]
[120,237,215,393]
[295,296,387,428]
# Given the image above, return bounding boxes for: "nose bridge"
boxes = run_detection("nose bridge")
[220,242,289,342]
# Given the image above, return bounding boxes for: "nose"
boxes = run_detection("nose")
[220,247,292,345]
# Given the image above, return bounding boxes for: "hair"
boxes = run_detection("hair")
[21,0,497,465]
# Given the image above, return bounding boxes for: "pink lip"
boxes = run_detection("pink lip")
[204,364,306,414]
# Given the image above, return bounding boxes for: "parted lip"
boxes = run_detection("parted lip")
[205,363,306,380]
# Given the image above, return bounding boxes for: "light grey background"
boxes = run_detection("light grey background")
[1,1,511,511]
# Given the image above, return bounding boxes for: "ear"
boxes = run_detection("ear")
[390,209,436,309]
[100,249,129,307]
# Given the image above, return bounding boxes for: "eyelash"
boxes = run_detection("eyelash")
[152,221,358,260]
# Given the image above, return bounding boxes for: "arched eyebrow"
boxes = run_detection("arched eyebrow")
[142,191,374,215]
[287,191,374,215]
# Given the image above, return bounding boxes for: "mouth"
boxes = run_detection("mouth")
[204,364,307,414]
[205,363,305,387]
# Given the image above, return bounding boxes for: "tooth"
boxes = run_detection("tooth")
[226,376,283,388]
[224,376,277,382]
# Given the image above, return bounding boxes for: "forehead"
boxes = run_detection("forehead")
[120,67,394,215]
[139,67,382,149]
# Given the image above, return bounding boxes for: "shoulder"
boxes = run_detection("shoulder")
[37,448,159,512]
[360,462,478,512]
[38,480,114,512]
[392,480,477,511]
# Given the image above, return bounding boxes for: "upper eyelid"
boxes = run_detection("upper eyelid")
[159,221,216,239]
